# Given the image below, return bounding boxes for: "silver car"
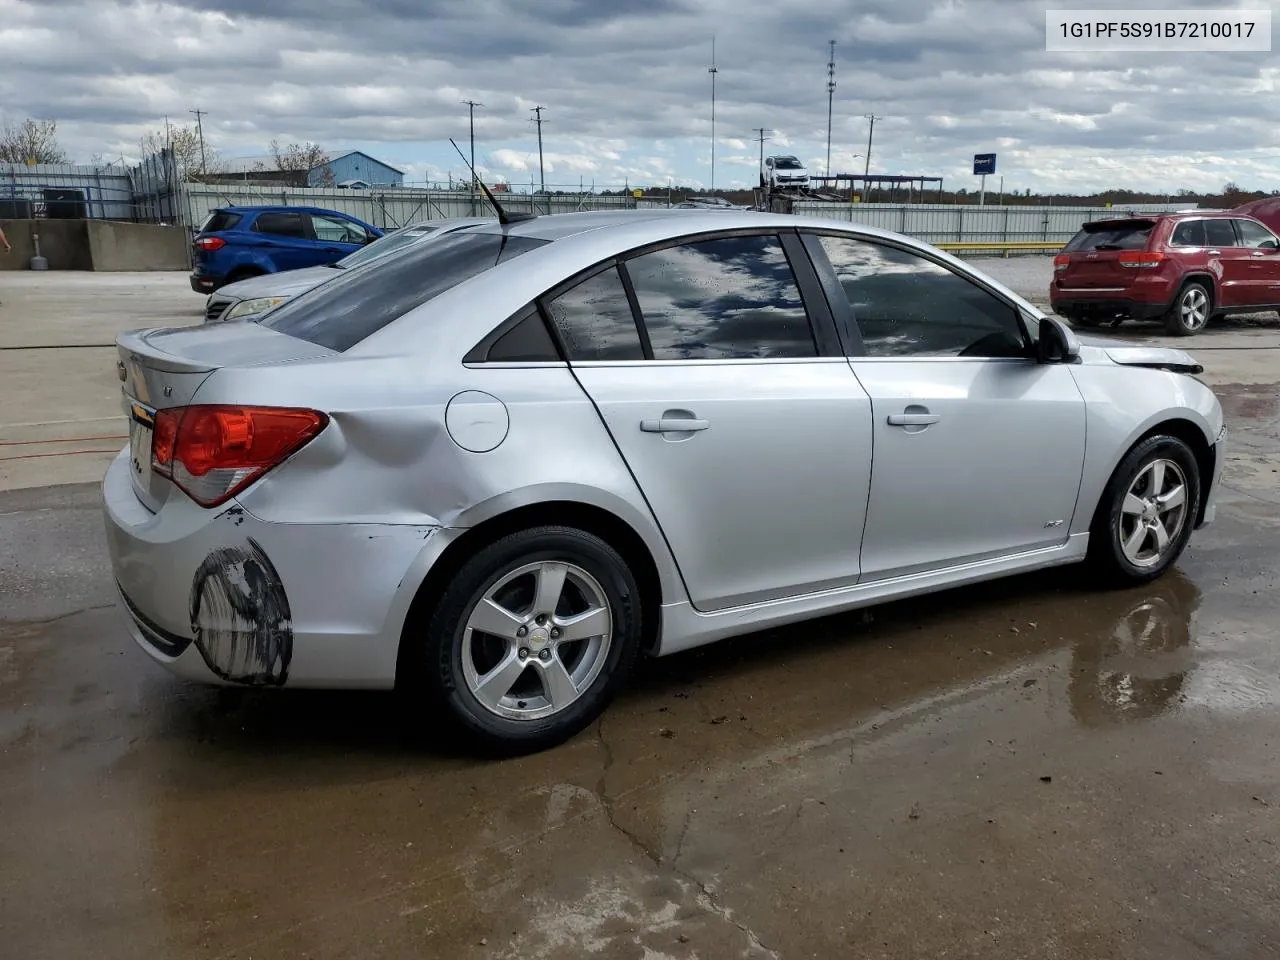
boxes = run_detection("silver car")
[201,218,492,323]
[105,210,1225,753]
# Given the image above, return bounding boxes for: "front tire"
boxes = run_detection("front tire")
[1164,282,1212,336]
[415,526,641,754]
[1087,435,1201,587]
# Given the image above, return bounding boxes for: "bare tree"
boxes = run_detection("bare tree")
[269,139,332,186]
[140,124,221,181]
[0,118,69,164]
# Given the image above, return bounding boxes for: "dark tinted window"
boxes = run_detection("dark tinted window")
[486,310,559,362]
[201,211,242,233]
[1204,219,1238,246]
[545,267,645,361]
[1233,219,1278,248]
[626,234,815,360]
[253,211,308,238]
[1064,221,1154,251]
[1170,220,1206,246]
[260,232,547,351]
[817,236,1026,359]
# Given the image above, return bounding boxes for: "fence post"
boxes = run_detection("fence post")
[957,207,964,242]
[900,204,907,234]
[1003,206,1010,243]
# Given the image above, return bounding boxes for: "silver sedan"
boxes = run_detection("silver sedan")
[104,210,1225,752]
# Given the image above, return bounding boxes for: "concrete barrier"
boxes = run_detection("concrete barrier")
[0,220,188,271]
[86,221,190,271]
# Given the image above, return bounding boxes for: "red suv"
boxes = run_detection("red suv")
[1050,212,1280,335]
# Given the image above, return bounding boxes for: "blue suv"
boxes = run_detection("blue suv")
[189,206,384,293]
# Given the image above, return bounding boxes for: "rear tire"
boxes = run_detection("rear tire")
[1164,281,1212,336]
[1087,435,1201,587]
[412,526,642,754]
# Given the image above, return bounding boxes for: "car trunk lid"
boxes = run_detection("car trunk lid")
[117,323,336,512]
[1057,218,1157,287]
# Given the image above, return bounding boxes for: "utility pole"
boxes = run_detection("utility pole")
[531,105,546,194]
[708,36,719,192]
[863,113,880,178]
[461,99,483,211]
[189,108,208,174]
[825,41,836,177]
[753,127,770,190]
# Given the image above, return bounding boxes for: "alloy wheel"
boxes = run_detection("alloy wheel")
[1180,288,1209,331]
[460,561,613,721]
[1116,458,1189,568]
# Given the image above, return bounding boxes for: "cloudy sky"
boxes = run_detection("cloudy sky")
[1,0,1277,193]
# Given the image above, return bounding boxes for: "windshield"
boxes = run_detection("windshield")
[259,231,548,351]
[1064,222,1154,251]
[774,157,803,170]
[334,225,437,269]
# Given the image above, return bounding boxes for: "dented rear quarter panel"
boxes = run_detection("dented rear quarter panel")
[193,352,687,670]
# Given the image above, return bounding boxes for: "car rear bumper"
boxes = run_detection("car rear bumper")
[189,270,221,294]
[102,447,439,690]
[1050,296,1169,320]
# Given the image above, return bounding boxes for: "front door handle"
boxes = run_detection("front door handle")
[640,417,709,433]
[1207,249,1222,256]
[887,413,940,426]
[1251,251,1266,258]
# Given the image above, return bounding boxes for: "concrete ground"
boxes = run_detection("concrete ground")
[2,264,1280,958]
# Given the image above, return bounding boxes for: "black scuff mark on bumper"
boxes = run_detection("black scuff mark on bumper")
[189,537,293,686]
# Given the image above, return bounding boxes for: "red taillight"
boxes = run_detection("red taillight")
[196,236,226,251]
[151,405,327,507]
[1117,250,1166,269]
[1053,253,1070,272]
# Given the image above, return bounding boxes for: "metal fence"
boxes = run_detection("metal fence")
[179,183,639,230]
[792,201,1199,245]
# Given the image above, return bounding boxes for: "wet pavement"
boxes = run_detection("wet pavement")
[3,299,1280,957]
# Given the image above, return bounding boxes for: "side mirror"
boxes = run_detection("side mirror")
[1038,315,1081,364]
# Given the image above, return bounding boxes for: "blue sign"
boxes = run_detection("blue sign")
[973,153,997,176]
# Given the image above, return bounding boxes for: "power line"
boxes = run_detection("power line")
[531,105,546,194]
[825,41,836,178]
[708,36,719,192]
[189,108,207,174]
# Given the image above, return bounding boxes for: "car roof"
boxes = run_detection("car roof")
[212,205,371,216]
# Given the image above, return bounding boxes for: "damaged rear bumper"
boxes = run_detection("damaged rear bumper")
[102,448,439,689]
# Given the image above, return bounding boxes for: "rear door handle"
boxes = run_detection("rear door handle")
[1251,251,1266,258]
[887,413,940,426]
[1207,249,1222,255]
[641,418,709,433]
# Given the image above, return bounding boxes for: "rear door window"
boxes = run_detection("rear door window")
[625,234,816,360]
[200,211,241,233]
[1170,220,1206,247]
[253,211,309,239]
[544,267,646,361]
[1064,222,1153,251]
[1203,219,1239,247]
[259,231,547,351]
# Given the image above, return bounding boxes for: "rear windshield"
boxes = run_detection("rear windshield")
[200,211,242,233]
[259,231,548,351]
[1064,221,1154,252]
[335,225,437,269]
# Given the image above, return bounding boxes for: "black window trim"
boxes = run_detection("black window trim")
[463,302,565,365]
[465,227,845,364]
[799,227,1038,361]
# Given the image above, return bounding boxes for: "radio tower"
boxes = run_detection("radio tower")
[825,41,836,177]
